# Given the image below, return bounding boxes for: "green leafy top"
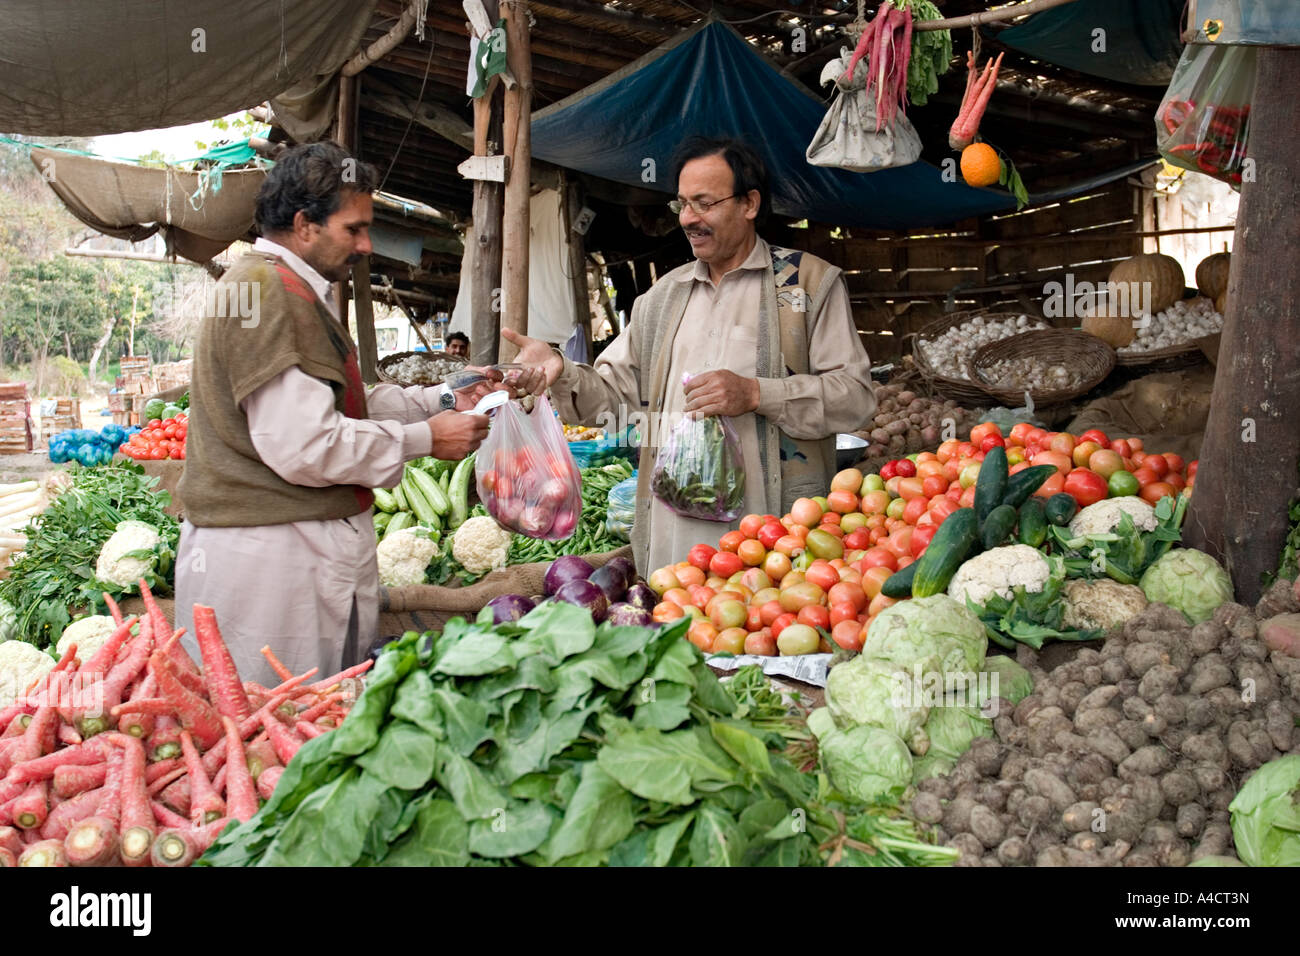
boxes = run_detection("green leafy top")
[1049,493,1188,586]
[199,603,953,868]
[0,462,178,647]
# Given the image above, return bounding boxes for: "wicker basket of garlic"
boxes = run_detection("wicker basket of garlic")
[971,329,1116,407]
[1114,297,1223,369]
[376,350,470,386]
[912,312,1048,404]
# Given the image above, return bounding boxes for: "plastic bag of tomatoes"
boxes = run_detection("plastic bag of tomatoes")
[121,413,188,461]
[475,394,582,539]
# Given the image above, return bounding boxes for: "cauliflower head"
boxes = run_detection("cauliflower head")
[451,515,512,575]
[1061,578,1148,631]
[0,640,55,708]
[377,527,440,588]
[96,519,164,589]
[948,545,1051,607]
[1068,496,1157,537]
[56,615,119,662]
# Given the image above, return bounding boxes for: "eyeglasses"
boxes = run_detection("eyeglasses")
[668,195,741,215]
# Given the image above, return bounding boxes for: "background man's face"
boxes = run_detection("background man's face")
[301,190,373,282]
[676,154,759,267]
[446,338,468,357]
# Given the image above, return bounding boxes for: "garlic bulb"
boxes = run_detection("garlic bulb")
[918,314,1048,380]
[1118,298,1224,354]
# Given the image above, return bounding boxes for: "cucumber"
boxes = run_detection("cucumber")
[1000,465,1058,510]
[408,466,451,515]
[1045,492,1079,527]
[448,454,476,529]
[401,474,438,525]
[981,504,1018,551]
[383,511,415,540]
[911,508,979,598]
[973,446,1008,525]
[372,488,398,513]
[882,560,920,599]
[1018,498,1048,547]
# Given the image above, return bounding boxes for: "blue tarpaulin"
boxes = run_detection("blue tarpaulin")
[532,21,1148,232]
[997,0,1185,86]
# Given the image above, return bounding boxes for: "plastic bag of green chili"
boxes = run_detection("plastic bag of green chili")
[650,413,745,522]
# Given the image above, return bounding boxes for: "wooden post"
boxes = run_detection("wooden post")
[563,175,592,359]
[1183,48,1300,605]
[352,256,378,383]
[470,1,505,366]
[498,0,532,362]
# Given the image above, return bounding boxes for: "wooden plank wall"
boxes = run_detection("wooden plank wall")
[801,180,1142,365]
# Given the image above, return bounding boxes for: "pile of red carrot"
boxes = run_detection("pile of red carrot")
[0,582,369,867]
[844,0,913,132]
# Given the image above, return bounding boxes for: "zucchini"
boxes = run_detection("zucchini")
[1045,492,1079,527]
[448,454,476,529]
[383,511,415,540]
[392,482,410,513]
[372,488,398,513]
[1000,465,1058,510]
[1018,498,1048,547]
[408,466,451,515]
[401,474,438,525]
[373,511,392,533]
[973,446,1008,525]
[911,508,979,598]
[981,504,1018,551]
[882,560,920,599]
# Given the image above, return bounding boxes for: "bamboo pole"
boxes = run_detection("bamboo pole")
[498,0,532,363]
[470,0,505,366]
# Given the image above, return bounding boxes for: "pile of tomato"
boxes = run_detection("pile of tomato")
[647,421,1196,660]
[119,413,188,460]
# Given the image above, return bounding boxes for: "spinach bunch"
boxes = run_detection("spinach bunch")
[902,0,953,106]
[199,603,952,867]
[0,463,179,647]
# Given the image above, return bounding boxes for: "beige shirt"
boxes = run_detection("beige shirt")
[551,237,873,572]
[175,237,448,686]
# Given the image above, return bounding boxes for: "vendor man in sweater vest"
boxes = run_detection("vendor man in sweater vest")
[505,136,876,573]
[176,142,534,685]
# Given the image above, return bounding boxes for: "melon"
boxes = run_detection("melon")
[1082,312,1136,348]
[1196,252,1231,301]
[1108,253,1185,316]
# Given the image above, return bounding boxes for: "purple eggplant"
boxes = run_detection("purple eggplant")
[605,603,653,627]
[553,579,608,622]
[624,582,657,612]
[543,555,595,596]
[588,563,629,603]
[485,594,536,625]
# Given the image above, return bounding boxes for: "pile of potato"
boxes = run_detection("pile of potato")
[857,384,976,460]
[911,580,1300,867]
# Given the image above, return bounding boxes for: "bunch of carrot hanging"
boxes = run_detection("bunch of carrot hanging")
[0,582,369,867]
[842,1,951,131]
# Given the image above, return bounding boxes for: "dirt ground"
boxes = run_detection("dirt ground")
[0,391,109,482]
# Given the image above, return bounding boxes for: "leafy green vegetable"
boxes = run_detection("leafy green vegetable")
[861,594,988,675]
[199,604,951,868]
[1270,458,1300,584]
[1140,548,1234,625]
[900,1,953,106]
[1049,493,1188,586]
[1228,755,1300,867]
[0,462,179,646]
[979,655,1035,707]
[825,655,929,747]
[921,702,993,763]
[812,713,913,805]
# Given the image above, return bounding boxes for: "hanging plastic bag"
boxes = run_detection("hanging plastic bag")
[651,412,746,522]
[605,472,638,542]
[1156,43,1256,188]
[475,393,582,539]
[806,48,922,173]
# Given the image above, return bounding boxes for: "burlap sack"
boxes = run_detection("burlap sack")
[377,545,634,639]
[118,594,176,629]
[1068,366,1214,463]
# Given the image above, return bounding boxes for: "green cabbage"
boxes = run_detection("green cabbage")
[911,751,957,785]
[979,655,1035,707]
[862,595,988,675]
[1228,755,1300,867]
[1139,548,1234,625]
[810,708,913,804]
[825,655,930,747]
[922,703,993,763]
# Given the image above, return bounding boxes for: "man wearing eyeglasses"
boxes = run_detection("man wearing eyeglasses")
[504,136,875,573]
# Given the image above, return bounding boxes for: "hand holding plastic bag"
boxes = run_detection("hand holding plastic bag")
[605,472,637,541]
[475,393,582,539]
[651,412,746,522]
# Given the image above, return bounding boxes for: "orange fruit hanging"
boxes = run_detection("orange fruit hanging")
[960,143,1001,187]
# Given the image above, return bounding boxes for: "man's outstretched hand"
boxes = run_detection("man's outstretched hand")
[501,328,563,393]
